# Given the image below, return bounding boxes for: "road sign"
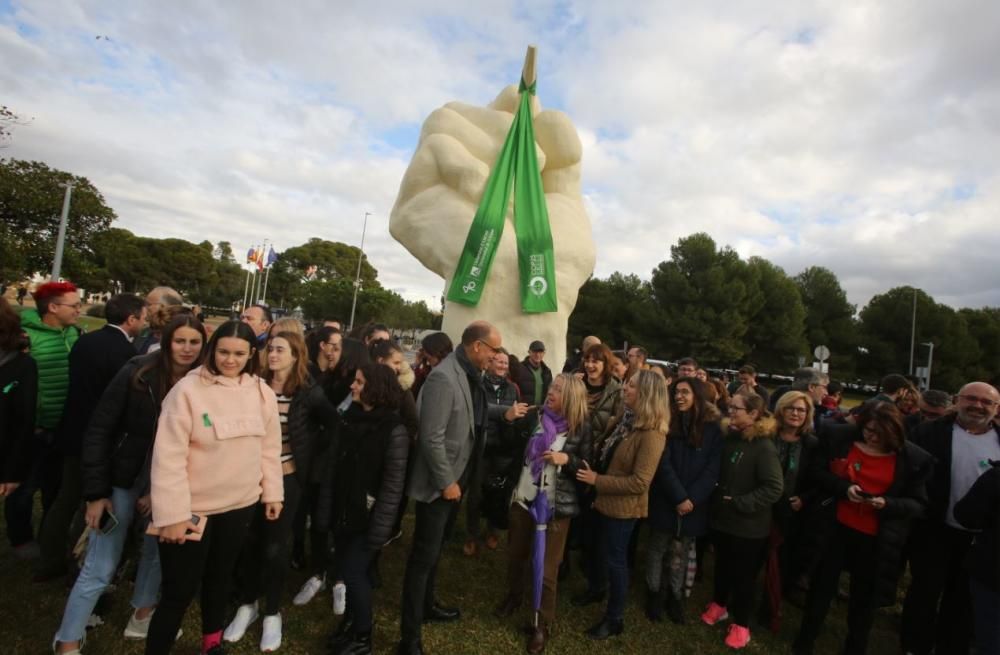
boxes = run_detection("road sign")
[813,345,830,362]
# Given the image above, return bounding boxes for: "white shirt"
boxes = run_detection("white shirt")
[946,423,1000,529]
[513,426,568,512]
[109,323,135,343]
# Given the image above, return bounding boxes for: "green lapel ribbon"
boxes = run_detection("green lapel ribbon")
[446,79,558,313]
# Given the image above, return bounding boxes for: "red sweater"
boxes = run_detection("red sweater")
[835,443,896,536]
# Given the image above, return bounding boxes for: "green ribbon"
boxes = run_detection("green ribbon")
[446,79,558,313]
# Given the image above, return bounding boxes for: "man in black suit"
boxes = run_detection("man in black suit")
[34,294,147,580]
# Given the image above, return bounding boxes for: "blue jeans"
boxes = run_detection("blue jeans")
[54,486,162,643]
[970,577,1000,655]
[601,514,637,621]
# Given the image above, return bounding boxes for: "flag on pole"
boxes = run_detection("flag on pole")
[446,46,558,313]
[246,247,257,264]
[267,246,278,267]
[256,246,265,271]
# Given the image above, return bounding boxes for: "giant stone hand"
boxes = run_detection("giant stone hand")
[389,84,595,368]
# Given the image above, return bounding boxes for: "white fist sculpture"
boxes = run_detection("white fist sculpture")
[389,84,595,369]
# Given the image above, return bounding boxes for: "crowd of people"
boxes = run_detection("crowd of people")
[0,281,998,655]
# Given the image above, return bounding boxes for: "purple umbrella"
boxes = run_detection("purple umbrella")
[528,487,554,628]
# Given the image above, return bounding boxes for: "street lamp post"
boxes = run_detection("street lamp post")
[348,211,371,332]
[922,341,934,390]
[51,182,75,279]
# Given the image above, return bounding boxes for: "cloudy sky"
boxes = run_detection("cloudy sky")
[3,1,999,311]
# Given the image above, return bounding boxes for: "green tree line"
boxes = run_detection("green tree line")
[568,233,1000,392]
[1,158,435,329]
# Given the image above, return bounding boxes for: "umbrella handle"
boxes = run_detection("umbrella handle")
[522,45,537,88]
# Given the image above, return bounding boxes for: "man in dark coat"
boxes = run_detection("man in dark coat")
[515,340,552,407]
[34,294,147,580]
[902,382,1000,655]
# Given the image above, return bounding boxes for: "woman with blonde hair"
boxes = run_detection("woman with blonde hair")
[576,369,669,639]
[494,374,592,654]
[760,391,821,632]
[701,392,783,649]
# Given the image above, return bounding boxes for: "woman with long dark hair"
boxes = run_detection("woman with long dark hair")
[225,331,338,651]
[646,377,723,624]
[494,373,591,654]
[52,315,207,654]
[145,320,283,655]
[575,370,669,640]
[794,401,931,655]
[317,363,410,655]
[701,392,783,650]
[294,338,370,606]
[410,331,453,399]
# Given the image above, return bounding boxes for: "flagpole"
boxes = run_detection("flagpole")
[262,265,271,304]
[348,212,371,332]
[253,242,266,304]
[241,265,252,310]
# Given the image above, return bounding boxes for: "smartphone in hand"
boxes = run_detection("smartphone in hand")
[98,510,119,535]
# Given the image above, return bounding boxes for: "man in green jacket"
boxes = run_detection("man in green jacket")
[5,282,80,556]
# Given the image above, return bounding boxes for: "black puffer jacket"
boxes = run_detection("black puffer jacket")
[514,413,593,520]
[807,424,933,605]
[0,351,37,483]
[283,380,340,486]
[80,354,163,501]
[953,463,1000,591]
[316,404,409,551]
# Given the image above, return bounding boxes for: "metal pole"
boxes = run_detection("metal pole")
[908,287,917,375]
[262,265,271,304]
[924,342,934,389]
[348,211,371,332]
[242,265,252,310]
[51,183,74,279]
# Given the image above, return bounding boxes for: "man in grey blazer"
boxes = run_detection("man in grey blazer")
[397,321,504,655]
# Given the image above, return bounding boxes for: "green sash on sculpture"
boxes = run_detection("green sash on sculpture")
[446,77,558,313]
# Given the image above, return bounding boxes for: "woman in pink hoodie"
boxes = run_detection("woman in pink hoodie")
[145,321,283,655]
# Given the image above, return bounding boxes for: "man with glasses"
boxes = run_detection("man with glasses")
[8,282,82,557]
[398,321,503,655]
[904,389,953,437]
[903,382,1000,655]
[35,294,147,581]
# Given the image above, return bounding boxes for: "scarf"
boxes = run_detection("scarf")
[525,406,569,481]
[598,407,636,468]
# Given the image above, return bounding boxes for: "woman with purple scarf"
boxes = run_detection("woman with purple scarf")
[494,373,592,654]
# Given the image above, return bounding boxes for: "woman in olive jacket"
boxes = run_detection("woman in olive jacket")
[576,369,669,640]
[701,391,783,651]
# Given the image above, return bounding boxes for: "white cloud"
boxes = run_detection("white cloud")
[3,0,999,313]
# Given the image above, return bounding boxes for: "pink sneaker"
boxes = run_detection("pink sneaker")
[725,624,751,649]
[700,602,729,625]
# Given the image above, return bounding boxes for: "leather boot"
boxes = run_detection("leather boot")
[585,617,624,640]
[337,631,372,655]
[326,613,354,651]
[645,586,664,622]
[666,590,686,625]
[526,623,548,654]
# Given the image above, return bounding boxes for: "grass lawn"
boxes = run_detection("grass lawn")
[0,502,903,655]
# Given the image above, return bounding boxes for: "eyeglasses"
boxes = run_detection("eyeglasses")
[53,302,82,309]
[477,339,499,354]
[728,405,746,413]
[784,407,809,414]
[956,394,999,408]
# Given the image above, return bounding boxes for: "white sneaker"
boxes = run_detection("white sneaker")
[260,614,282,652]
[123,610,183,641]
[292,575,326,606]
[223,602,259,643]
[123,609,152,639]
[332,582,346,615]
